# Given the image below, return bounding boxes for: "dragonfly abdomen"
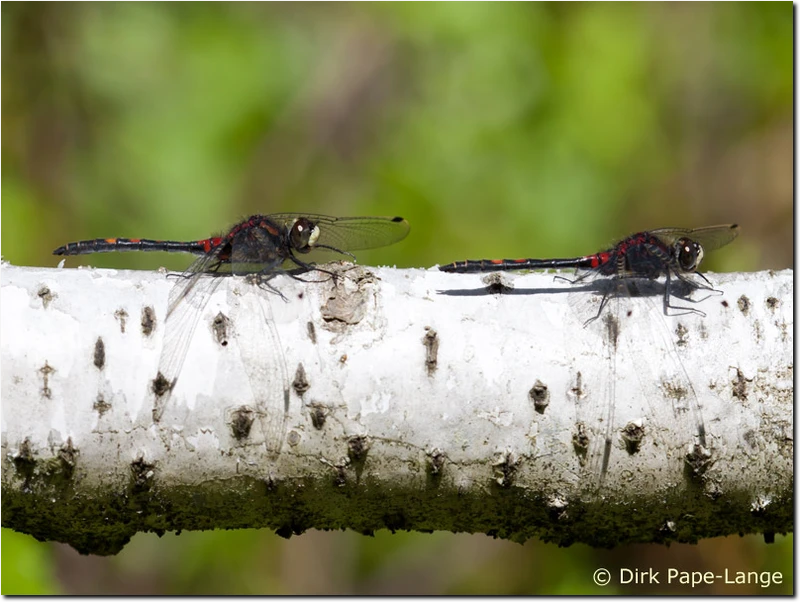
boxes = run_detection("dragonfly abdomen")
[54,238,213,256]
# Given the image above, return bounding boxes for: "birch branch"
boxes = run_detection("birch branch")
[1,262,792,555]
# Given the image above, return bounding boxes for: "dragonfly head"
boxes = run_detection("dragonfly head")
[289,218,321,253]
[675,237,704,273]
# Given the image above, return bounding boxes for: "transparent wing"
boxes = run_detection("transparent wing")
[229,281,290,456]
[650,224,739,252]
[268,213,410,252]
[630,299,709,451]
[572,286,709,489]
[153,274,224,421]
[569,303,622,486]
[152,253,227,421]
[150,229,292,439]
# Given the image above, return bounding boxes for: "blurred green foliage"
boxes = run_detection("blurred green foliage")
[1,2,792,595]
[1,529,60,594]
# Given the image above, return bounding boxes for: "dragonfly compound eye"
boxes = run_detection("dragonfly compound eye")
[676,238,703,272]
[289,218,320,253]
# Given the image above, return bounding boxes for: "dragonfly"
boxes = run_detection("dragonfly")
[440,225,739,322]
[440,225,739,487]
[55,213,410,453]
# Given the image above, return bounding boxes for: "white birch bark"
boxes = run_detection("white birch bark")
[1,262,792,554]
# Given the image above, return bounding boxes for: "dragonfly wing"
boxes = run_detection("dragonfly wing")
[569,284,709,489]
[152,254,227,422]
[269,214,410,252]
[229,283,290,455]
[649,224,739,252]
